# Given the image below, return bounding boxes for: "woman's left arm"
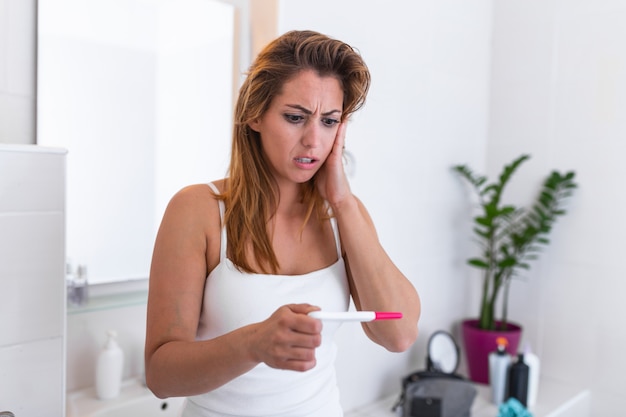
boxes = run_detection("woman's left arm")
[317,122,420,352]
[335,196,420,352]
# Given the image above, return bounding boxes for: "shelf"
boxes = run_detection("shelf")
[67,290,148,314]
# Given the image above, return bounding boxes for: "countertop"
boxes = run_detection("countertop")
[345,376,591,417]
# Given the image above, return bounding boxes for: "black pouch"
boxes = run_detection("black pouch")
[393,331,477,417]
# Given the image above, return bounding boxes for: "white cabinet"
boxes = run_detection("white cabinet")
[0,144,66,416]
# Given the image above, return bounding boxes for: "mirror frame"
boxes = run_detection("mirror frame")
[426,330,460,374]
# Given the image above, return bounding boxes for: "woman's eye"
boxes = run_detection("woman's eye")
[322,118,340,127]
[284,114,304,123]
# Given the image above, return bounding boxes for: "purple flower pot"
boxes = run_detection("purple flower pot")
[461,319,522,384]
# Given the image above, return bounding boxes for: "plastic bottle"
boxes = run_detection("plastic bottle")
[488,336,511,405]
[65,259,76,305]
[74,264,89,306]
[95,330,124,400]
[523,343,540,408]
[508,353,530,406]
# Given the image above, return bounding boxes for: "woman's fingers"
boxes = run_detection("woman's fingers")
[253,304,323,371]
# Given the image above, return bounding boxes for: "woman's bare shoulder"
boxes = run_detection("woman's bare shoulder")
[162,181,225,229]
[170,181,223,206]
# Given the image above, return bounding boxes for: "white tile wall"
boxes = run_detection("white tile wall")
[0,0,36,145]
[0,213,65,345]
[4,0,36,95]
[489,1,626,414]
[66,303,148,392]
[0,144,66,416]
[0,0,7,91]
[0,338,65,416]
[0,146,65,211]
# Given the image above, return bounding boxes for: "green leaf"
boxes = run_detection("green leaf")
[541,191,554,202]
[498,258,516,268]
[468,259,489,268]
[475,216,491,226]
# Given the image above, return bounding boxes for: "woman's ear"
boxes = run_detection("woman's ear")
[248,118,261,132]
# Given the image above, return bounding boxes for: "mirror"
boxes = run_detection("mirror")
[37,0,237,284]
[427,331,460,374]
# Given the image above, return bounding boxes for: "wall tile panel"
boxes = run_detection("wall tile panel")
[0,0,7,92]
[0,337,64,416]
[0,145,66,212]
[0,212,65,347]
[5,0,36,96]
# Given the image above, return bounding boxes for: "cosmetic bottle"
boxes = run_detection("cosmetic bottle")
[523,343,540,408]
[65,260,76,305]
[74,264,89,306]
[488,337,511,405]
[508,353,530,406]
[95,330,124,400]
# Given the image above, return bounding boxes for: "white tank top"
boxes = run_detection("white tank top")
[182,183,350,417]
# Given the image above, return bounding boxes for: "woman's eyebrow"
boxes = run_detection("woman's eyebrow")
[286,104,342,117]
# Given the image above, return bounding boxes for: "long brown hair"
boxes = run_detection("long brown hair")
[218,30,370,274]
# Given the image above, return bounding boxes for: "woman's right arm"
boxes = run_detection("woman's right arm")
[144,185,321,399]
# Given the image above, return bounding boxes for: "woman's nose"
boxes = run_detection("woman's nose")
[301,122,322,148]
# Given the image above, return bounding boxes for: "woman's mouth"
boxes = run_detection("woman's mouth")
[294,156,318,169]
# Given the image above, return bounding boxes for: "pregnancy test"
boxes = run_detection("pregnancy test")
[308,311,403,322]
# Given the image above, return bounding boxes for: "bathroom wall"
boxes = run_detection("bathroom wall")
[66,301,148,393]
[0,0,36,145]
[486,1,626,414]
[0,145,66,415]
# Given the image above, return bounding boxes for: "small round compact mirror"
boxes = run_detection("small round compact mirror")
[427,331,460,374]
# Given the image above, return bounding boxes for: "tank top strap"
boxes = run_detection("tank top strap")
[328,207,342,259]
[207,182,227,261]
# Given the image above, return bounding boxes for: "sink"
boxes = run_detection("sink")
[88,395,184,417]
[67,378,185,417]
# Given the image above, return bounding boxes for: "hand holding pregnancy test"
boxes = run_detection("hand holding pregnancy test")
[308,311,403,322]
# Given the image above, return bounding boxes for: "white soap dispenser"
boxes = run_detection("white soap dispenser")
[96,330,124,400]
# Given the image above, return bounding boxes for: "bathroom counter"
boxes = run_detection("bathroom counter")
[67,376,590,417]
[66,378,185,417]
[345,376,590,417]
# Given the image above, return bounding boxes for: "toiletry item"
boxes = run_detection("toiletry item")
[489,337,511,405]
[74,264,89,306]
[508,353,530,406]
[523,343,540,408]
[65,260,76,305]
[96,330,124,400]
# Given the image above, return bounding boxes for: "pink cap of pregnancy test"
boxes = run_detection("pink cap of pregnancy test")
[374,312,403,320]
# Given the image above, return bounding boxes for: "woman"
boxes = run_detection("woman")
[145,30,420,417]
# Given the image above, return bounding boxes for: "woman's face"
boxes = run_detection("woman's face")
[249,69,343,186]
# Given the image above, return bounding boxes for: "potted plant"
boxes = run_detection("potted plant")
[453,154,577,383]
